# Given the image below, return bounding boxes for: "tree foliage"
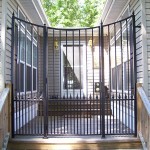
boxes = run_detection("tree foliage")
[41,0,106,27]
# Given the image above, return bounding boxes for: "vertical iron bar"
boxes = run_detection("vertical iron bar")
[90,95,91,134]
[33,100,36,134]
[92,29,94,99]
[98,26,101,135]
[73,30,75,98]
[19,100,20,134]
[31,25,33,99]
[120,21,123,134]
[53,28,56,133]
[101,21,105,138]
[85,29,88,99]
[77,97,79,134]
[79,29,81,98]
[15,101,17,135]
[70,100,72,134]
[108,25,111,135]
[79,29,82,134]
[37,27,40,135]
[11,14,15,137]
[53,29,55,96]
[60,101,62,135]
[74,99,75,134]
[96,26,100,135]
[132,12,137,136]
[40,101,42,134]
[43,24,48,138]
[57,100,58,134]
[66,30,68,98]
[28,100,30,134]
[67,99,68,134]
[31,101,33,134]
[37,27,39,99]
[18,21,21,101]
[114,23,117,134]
[92,28,95,134]
[126,19,129,134]
[59,30,62,98]
[22,100,23,134]
[24,20,28,135]
[85,29,88,135]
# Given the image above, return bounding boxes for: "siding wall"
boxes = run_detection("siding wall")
[38,35,44,95]
[145,0,150,99]
[5,0,18,83]
[0,0,2,90]
[129,0,142,84]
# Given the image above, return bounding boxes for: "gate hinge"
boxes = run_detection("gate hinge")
[7,26,12,30]
[135,26,141,28]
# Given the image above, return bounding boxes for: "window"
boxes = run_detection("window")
[124,61,131,90]
[17,9,37,93]
[110,15,134,92]
[112,64,122,90]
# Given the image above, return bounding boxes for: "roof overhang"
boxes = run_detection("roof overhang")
[100,0,129,25]
[17,0,50,26]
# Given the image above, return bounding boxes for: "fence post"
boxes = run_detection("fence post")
[132,12,137,137]
[11,13,15,138]
[43,24,48,138]
[101,21,105,138]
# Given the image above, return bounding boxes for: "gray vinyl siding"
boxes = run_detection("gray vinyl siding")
[0,0,2,90]
[146,0,150,98]
[38,36,44,96]
[129,0,142,82]
[5,0,18,82]
[47,37,60,97]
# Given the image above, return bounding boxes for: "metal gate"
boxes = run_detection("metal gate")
[11,13,137,138]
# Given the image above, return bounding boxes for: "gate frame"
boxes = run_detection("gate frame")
[11,13,137,138]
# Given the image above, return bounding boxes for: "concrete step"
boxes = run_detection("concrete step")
[8,136,142,150]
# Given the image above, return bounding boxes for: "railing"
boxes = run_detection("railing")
[0,84,12,149]
[137,83,150,150]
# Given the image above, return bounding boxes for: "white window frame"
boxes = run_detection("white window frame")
[110,17,133,93]
[17,8,38,94]
[61,41,87,97]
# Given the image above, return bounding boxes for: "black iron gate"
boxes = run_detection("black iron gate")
[11,13,137,138]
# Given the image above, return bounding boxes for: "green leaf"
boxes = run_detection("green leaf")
[41,0,106,27]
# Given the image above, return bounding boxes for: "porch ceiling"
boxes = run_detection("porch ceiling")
[100,0,129,25]
[18,0,50,26]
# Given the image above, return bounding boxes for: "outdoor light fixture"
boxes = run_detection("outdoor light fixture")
[88,39,92,48]
[54,38,58,50]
